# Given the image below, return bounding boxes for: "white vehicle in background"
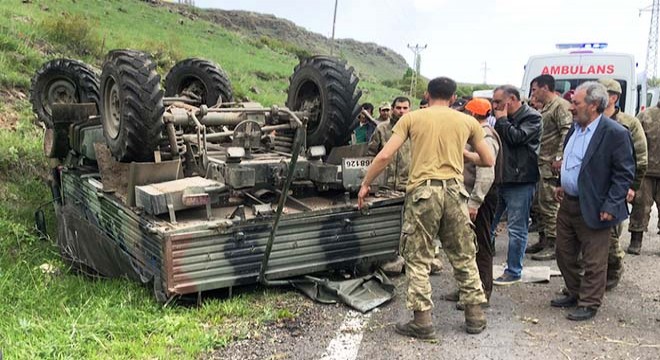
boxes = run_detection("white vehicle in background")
[647,87,660,108]
[521,43,646,115]
[472,89,493,99]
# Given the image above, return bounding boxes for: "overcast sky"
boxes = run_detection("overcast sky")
[196,0,652,86]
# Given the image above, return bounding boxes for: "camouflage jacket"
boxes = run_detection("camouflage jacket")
[464,124,501,209]
[613,109,648,190]
[538,96,572,169]
[367,118,410,191]
[637,106,660,177]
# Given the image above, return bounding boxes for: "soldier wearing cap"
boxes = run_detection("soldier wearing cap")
[445,98,502,307]
[526,74,573,261]
[377,101,392,122]
[630,102,660,253]
[597,77,648,290]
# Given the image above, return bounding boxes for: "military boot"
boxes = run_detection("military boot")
[380,255,405,275]
[627,231,643,255]
[394,310,436,340]
[429,258,443,275]
[606,266,623,291]
[525,231,546,254]
[464,304,487,334]
[531,237,556,261]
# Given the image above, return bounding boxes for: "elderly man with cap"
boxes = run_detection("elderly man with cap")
[597,78,648,290]
[444,98,502,308]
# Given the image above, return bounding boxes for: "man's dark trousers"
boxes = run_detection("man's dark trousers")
[555,196,610,307]
[475,190,497,300]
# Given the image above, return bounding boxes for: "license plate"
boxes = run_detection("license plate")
[342,157,372,169]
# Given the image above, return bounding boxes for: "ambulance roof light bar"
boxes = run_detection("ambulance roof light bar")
[555,42,608,50]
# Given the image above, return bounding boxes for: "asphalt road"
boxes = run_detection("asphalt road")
[212,207,660,360]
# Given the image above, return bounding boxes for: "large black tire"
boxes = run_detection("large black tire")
[100,50,164,162]
[30,59,100,128]
[286,56,362,150]
[164,58,233,106]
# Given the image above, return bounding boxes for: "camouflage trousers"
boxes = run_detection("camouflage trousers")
[607,223,625,279]
[536,166,560,238]
[400,179,486,311]
[629,176,660,232]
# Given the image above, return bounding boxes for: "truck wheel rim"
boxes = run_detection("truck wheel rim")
[294,80,322,133]
[42,78,77,117]
[103,77,121,139]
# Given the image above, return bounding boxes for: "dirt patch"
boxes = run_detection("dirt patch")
[207,292,347,360]
[0,89,29,131]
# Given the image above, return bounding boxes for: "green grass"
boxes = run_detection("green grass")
[0,1,337,357]
[0,0,474,357]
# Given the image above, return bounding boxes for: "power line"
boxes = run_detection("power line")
[330,0,338,56]
[407,44,427,97]
[482,61,491,85]
[641,1,659,79]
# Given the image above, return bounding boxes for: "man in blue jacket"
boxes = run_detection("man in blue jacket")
[551,81,635,321]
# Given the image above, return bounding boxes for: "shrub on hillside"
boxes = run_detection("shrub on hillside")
[141,39,183,73]
[39,13,102,57]
[254,36,311,61]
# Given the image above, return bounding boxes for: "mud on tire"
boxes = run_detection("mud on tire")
[30,59,100,128]
[100,50,164,162]
[286,56,362,150]
[164,58,233,107]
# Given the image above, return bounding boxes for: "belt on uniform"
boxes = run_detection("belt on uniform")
[426,178,459,187]
[564,193,579,201]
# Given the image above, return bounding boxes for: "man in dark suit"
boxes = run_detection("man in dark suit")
[551,81,635,321]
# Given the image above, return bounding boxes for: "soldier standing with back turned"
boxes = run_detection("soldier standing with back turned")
[359,77,495,339]
[628,102,660,254]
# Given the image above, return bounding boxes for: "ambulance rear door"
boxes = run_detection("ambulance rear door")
[521,52,638,114]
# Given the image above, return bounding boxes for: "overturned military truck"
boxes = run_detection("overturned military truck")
[30,50,403,301]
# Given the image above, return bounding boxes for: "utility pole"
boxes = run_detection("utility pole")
[481,61,491,85]
[641,1,660,79]
[407,44,427,97]
[330,0,338,56]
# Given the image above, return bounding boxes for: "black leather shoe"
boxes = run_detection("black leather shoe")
[566,306,598,321]
[550,295,578,308]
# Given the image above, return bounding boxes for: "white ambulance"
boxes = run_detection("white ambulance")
[520,43,646,115]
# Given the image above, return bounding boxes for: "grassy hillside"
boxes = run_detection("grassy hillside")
[0,0,411,359]
[0,1,495,358]
[0,0,404,105]
[199,8,409,84]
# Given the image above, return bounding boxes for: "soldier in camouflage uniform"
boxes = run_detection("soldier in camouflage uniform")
[368,96,411,192]
[445,98,502,308]
[358,77,495,339]
[598,78,648,290]
[527,75,573,261]
[369,96,443,274]
[629,103,660,253]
